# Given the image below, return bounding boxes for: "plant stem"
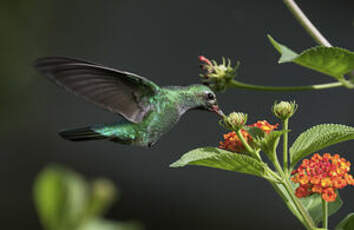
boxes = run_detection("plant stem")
[229,80,343,91]
[266,168,282,182]
[282,0,331,47]
[282,178,317,230]
[269,181,305,224]
[282,119,289,175]
[283,0,354,89]
[322,199,328,229]
[269,141,316,229]
[236,129,261,160]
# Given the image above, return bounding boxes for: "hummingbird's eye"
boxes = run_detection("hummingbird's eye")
[207,92,215,100]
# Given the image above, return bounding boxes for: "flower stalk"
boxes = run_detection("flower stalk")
[236,129,261,161]
[322,199,328,229]
[282,119,289,175]
[282,178,317,230]
[229,79,343,91]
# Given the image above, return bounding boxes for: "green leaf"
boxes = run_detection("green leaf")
[170,147,267,178]
[300,192,342,225]
[33,165,89,230]
[33,166,66,230]
[79,219,143,230]
[290,124,354,168]
[268,35,354,80]
[336,213,354,230]
[255,130,288,162]
[268,35,298,63]
[85,179,118,219]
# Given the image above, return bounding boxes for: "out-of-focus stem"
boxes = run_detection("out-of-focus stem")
[283,0,331,47]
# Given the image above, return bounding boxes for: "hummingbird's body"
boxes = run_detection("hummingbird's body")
[34,57,223,147]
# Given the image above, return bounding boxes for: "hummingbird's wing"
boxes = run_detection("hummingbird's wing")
[34,57,160,123]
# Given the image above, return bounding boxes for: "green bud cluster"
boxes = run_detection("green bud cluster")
[221,112,248,131]
[199,56,240,92]
[272,101,298,120]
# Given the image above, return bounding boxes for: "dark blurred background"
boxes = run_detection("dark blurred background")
[1,0,353,229]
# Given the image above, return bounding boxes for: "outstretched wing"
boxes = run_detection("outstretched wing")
[34,57,160,123]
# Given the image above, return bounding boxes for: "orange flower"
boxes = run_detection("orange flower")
[219,120,278,153]
[295,185,311,198]
[219,130,250,152]
[292,153,353,202]
[248,120,279,134]
[321,177,332,187]
[297,174,310,185]
[322,188,337,202]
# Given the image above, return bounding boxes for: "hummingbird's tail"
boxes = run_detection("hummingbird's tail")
[59,127,107,141]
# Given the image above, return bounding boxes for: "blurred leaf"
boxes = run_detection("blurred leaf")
[289,124,354,168]
[85,179,118,219]
[300,192,342,225]
[62,169,90,228]
[79,219,143,230]
[33,165,66,230]
[33,165,89,230]
[336,213,354,230]
[268,35,354,80]
[170,147,267,177]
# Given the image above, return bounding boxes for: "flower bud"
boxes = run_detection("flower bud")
[272,101,297,120]
[222,112,248,130]
[199,56,239,92]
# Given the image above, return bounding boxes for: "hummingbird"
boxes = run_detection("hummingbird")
[34,57,224,147]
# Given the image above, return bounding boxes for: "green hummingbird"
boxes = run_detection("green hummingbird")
[34,57,224,147]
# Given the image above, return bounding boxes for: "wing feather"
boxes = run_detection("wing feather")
[34,57,160,123]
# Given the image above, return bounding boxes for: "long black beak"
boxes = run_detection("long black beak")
[211,105,225,118]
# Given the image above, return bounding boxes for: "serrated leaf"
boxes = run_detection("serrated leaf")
[290,124,354,168]
[268,35,354,80]
[336,213,354,230]
[300,191,342,225]
[170,147,267,177]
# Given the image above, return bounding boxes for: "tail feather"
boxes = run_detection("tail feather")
[59,127,107,141]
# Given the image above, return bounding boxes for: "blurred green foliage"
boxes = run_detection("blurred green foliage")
[33,165,143,230]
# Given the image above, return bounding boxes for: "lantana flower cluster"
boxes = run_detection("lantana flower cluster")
[219,120,279,152]
[291,153,354,202]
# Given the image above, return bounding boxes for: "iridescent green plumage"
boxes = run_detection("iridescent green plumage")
[35,57,223,147]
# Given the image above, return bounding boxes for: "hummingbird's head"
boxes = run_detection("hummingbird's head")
[187,84,224,117]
